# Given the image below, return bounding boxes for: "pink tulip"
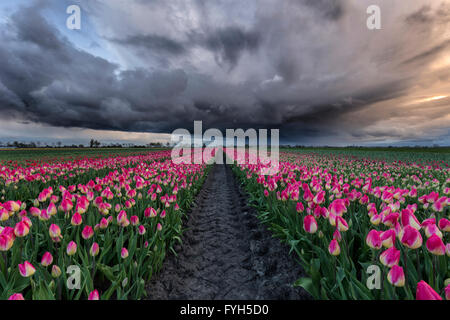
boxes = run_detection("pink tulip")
[71,212,82,226]
[90,242,100,257]
[8,293,25,300]
[416,280,442,300]
[400,225,423,249]
[328,199,347,216]
[328,239,340,256]
[51,265,62,278]
[379,247,400,267]
[157,223,162,231]
[380,229,396,248]
[48,224,61,239]
[121,247,129,259]
[138,225,146,235]
[366,230,382,249]
[18,261,35,277]
[438,218,450,232]
[303,215,318,234]
[130,215,139,226]
[81,225,94,240]
[445,284,450,300]
[400,209,420,230]
[88,290,100,300]
[99,217,109,229]
[426,234,446,256]
[387,265,405,287]
[14,221,30,237]
[67,241,77,256]
[41,252,53,267]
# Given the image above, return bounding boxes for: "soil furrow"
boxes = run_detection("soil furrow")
[146,164,311,300]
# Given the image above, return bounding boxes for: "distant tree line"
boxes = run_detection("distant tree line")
[0,139,171,149]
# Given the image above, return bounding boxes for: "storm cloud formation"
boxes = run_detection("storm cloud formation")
[0,0,449,145]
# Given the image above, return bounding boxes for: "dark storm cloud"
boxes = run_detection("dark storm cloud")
[302,0,344,21]
[401,39,450,66]
[0,0,449,145]
[201,27,261,68]
[111,34,186,55]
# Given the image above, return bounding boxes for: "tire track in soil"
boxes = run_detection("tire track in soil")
[146,164,312,300]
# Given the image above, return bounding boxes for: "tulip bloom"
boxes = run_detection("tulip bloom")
[99,217,109,229]
[90,242,100,257]
[81,226,94,240]
[424,224,443,239]
[387,265,405,287]
[14,221,30,237]
[18,261,36,277]
[328,239,340,256]
[41,252,53,267]
[445,284,450,300]
[380,229,396,248]
[400,225,423,249]
[366,230,382,249]
[51,265,62,278]
[380,247,400,267]
[157,223,162,231]
[439,218,450,232]
[48,224,61,239]
[130,215,139,226]
[426,234,446,256]
[328,199,347,216]
[8,293,25,300]
[303,215,318,234]
[138,225,146,235]
[416,280,442,300]
[88,290,100,300]
[71,212,82,226]
[67,241,77,256]
[121,247,129,259]
[296,202,304,213]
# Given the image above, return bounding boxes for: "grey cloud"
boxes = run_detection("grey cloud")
[111,34,186,55]
[0,0,449,145]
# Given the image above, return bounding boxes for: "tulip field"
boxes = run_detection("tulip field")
[230,149,450,300]
[0,147,449,300]
[0,149,208,300]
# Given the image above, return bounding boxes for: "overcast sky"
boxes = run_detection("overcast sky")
[0,0,449,146]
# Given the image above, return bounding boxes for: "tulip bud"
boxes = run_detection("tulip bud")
[328,239,340,256]
[366,230,382,249]
[71,212,82,226]
[303,215,318,234]
[138,225,146,235]
[380,247,400,267]
[121,247,129,259]
[81,225,94,240]
[51,265,62,278]
[90,242,100,257]
[426,234,446,256]
[130,215,139,226]
[88,289,100,300]
[41,252,53,267]
[8,293,25,300]
[387,265,405,287]
[67,241,77,256]
[49,224,61,239]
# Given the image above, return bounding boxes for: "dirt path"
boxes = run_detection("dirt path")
[146,164,311,300]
